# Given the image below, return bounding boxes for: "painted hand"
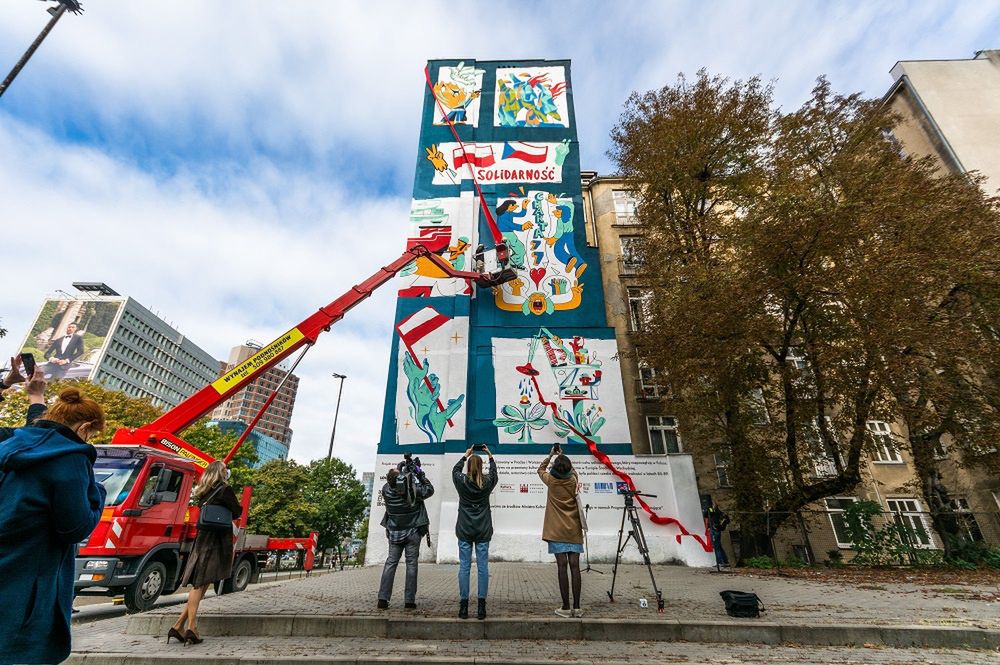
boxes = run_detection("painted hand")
[521,222,533,231]
[425,145,448,172]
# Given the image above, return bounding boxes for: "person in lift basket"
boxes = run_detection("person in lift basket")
[0,388,107,665]
[377,455,434,609]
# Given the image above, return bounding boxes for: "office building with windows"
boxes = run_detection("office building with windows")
[210,344,299,446]
[208,419,290,468]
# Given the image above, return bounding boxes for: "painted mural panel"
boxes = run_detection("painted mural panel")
[425,141,570,185]
[432,61,486,127]
[399,193,478,298]
[491,333,629,445]
[395,306,469,444]
[490,190,586,316]
[495,66,570,128]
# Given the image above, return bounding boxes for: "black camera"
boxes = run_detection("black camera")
[398,452,422,475]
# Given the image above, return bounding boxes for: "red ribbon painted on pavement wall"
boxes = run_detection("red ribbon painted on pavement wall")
[423,65,503,246]
[524,366,712,552]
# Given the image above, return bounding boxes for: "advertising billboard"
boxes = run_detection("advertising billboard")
[19,298,125,380]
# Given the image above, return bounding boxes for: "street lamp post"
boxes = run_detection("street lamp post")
[326,373,346,459]
[0,1,84,100]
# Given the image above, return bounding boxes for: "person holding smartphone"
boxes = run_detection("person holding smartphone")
[452,443,498,620]
[538,444,584,618]
[0,356,48,443]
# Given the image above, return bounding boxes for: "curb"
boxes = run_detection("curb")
[67,658,631,665]
[123,613,1000,650]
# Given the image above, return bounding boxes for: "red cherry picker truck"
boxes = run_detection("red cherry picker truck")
[74,244,517,611]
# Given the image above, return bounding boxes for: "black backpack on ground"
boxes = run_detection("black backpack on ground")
[719,590,764,618]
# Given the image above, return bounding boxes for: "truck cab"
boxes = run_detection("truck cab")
[76,445,199,611]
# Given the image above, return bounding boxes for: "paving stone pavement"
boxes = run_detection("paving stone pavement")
[134,563,1000,628]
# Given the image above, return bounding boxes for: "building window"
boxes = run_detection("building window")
[627,288,650,332]
[714,451,731,488]
[867,421,902,463]
[950,498,984,543]
[638,364,660,399]
[805,417,838,477]
[886,498,935,549]
[612,190,638,224]
[825,497,857,548]
[647,416,681,454]
[620,236,643,274]
[746,388,769,425]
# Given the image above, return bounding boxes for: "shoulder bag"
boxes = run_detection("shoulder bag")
[197,484,234,532]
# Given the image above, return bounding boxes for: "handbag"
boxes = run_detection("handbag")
[197,484,234,532]
[719,590,765,618]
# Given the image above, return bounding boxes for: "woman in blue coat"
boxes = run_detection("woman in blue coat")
[0,388,107,665]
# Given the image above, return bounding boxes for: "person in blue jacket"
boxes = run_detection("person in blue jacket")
[0,387,107,665]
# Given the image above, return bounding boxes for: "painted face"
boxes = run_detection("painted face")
[528,293,548,315]
[437,82,467,109]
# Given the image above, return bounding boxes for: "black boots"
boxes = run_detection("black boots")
[458,599,469,619]
[477,598,486,621]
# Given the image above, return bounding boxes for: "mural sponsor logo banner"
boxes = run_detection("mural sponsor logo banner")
[432,61,485,128]
[425,141,570,185]
[495,66,570,128]
[19,298,124,381]
[399,193,479,298]
[490,190,586,315]
[492,334,629,445]
[395,307,469,444]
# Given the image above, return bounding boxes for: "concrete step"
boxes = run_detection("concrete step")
[123,612,1000,650]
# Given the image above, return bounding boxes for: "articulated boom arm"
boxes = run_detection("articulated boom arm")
[111,245,507,467]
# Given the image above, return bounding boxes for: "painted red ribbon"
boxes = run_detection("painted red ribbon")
[526,368,712,552]
[423,64,503,246]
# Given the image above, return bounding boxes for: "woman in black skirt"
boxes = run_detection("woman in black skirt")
[168,461,242,645]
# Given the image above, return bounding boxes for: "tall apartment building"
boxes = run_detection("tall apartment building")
[582,163,998,563]
[17,283,218,409]
[882,48,1000,537]
[210,344,299,448]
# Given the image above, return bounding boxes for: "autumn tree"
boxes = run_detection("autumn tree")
[612,71,1000,557]
[246,458,316,537]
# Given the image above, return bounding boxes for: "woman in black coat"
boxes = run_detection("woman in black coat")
[169,461,242,645]
[452,445,498,620]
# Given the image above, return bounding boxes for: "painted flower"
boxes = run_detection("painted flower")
[493,403,549,443]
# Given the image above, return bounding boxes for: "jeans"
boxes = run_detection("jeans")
[378,531,422,603]
[711,528,729,566]
[458,540,490,600]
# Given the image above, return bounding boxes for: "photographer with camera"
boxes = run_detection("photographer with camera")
[377,454,435,610]
[452,443,498,620]
[538,444,585,618]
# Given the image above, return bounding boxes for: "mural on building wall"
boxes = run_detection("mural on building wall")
[492,331,628,445]
[399,194,477,297]
[432,61,485,127]
[490,190,587,315]
[495,66,570,128]
[395,306,469,444]
[425,140,571,185]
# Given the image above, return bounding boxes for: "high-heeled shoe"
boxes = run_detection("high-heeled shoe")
[184,629,204,645]
[166,627,185,644]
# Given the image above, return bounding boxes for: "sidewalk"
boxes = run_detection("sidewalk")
[68,563,1000,663]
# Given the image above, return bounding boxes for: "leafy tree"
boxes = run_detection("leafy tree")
[184,419,258,488]
[354,516,370,564]
[612,72,1000,557]
[305,458,368,563]
[246,459,316,537]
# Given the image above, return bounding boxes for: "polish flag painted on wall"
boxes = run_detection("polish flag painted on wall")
[453,144,496,169]
[502,141,549,164]
[396,306,451,348]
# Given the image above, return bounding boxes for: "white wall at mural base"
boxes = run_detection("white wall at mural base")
[364,453,715,568]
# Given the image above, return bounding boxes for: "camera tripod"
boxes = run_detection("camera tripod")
[607,491,665,613]
[582,504,603,574]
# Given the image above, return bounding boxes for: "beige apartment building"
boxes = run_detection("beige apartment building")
[582,157,999,562]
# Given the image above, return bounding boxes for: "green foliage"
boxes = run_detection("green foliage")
[744,556,775,569]
[943,540,1000,569]
[304,458,368,552]
[183,419,258,488]
[842,501,911,566]
[354,516,369,564]
[246,459,316,538]
[781,556,808,568]
[911,549,944,567]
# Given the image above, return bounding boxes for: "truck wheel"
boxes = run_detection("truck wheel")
[222,558,253,594]
[124,561,166,613]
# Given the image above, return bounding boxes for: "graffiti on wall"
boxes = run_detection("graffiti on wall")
[395,306,469,444]
[495,66,570,128]
[491,331,628,445]
[490,190,586,315]
[399,194,477,297]
[425,141,571,185]
[433,61,486,127]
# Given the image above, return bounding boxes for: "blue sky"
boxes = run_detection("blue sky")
[2,1,998,473]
